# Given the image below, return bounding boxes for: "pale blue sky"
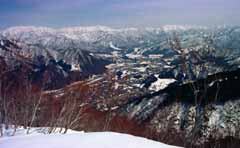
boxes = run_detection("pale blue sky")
[0,0,239,29]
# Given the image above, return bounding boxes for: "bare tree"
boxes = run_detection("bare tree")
[27,89,43,134]
[0,78,3,137]
[168,33,217,143]
[47,87,88,134]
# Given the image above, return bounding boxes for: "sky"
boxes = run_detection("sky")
[0,0,240,29]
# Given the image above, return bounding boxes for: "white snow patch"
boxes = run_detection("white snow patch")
[86,77,104,85]
[0,40,4,46]
[126,53,142,59]
[134,47,141,52]
[114,82,120,89]
[208,107,221,128]
[149,54,163,59]
[109,42,122,50]
[111,106,119,110]
[149,75,176,91]
[55,92,65,98]
[133,67,147,72]
[71,64,81,71]
[121,70,128,78]
[112,51,120,57]
[208,81,216,87]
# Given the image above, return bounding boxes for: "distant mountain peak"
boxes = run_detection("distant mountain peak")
[2,25,209,33]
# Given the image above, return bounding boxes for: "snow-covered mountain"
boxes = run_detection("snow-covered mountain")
[0,25,208,53]
[0,37,109,90]
[2,25,240,56]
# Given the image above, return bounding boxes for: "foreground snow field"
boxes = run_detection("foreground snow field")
[0,127,181,148]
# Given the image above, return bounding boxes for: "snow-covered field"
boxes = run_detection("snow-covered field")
[0,126,181,148]
[149,77,176,91]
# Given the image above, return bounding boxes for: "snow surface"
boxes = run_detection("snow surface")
[126,53,142,59]
[71,64,81,71]
[0,126,182,148]
[0,40,4,46]
[0,125,80,137]
[149,75,176,91]
[109,42,122,50]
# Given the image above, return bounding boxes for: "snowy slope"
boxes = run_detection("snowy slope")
[0,127,181,148]
[149,76,176,91]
